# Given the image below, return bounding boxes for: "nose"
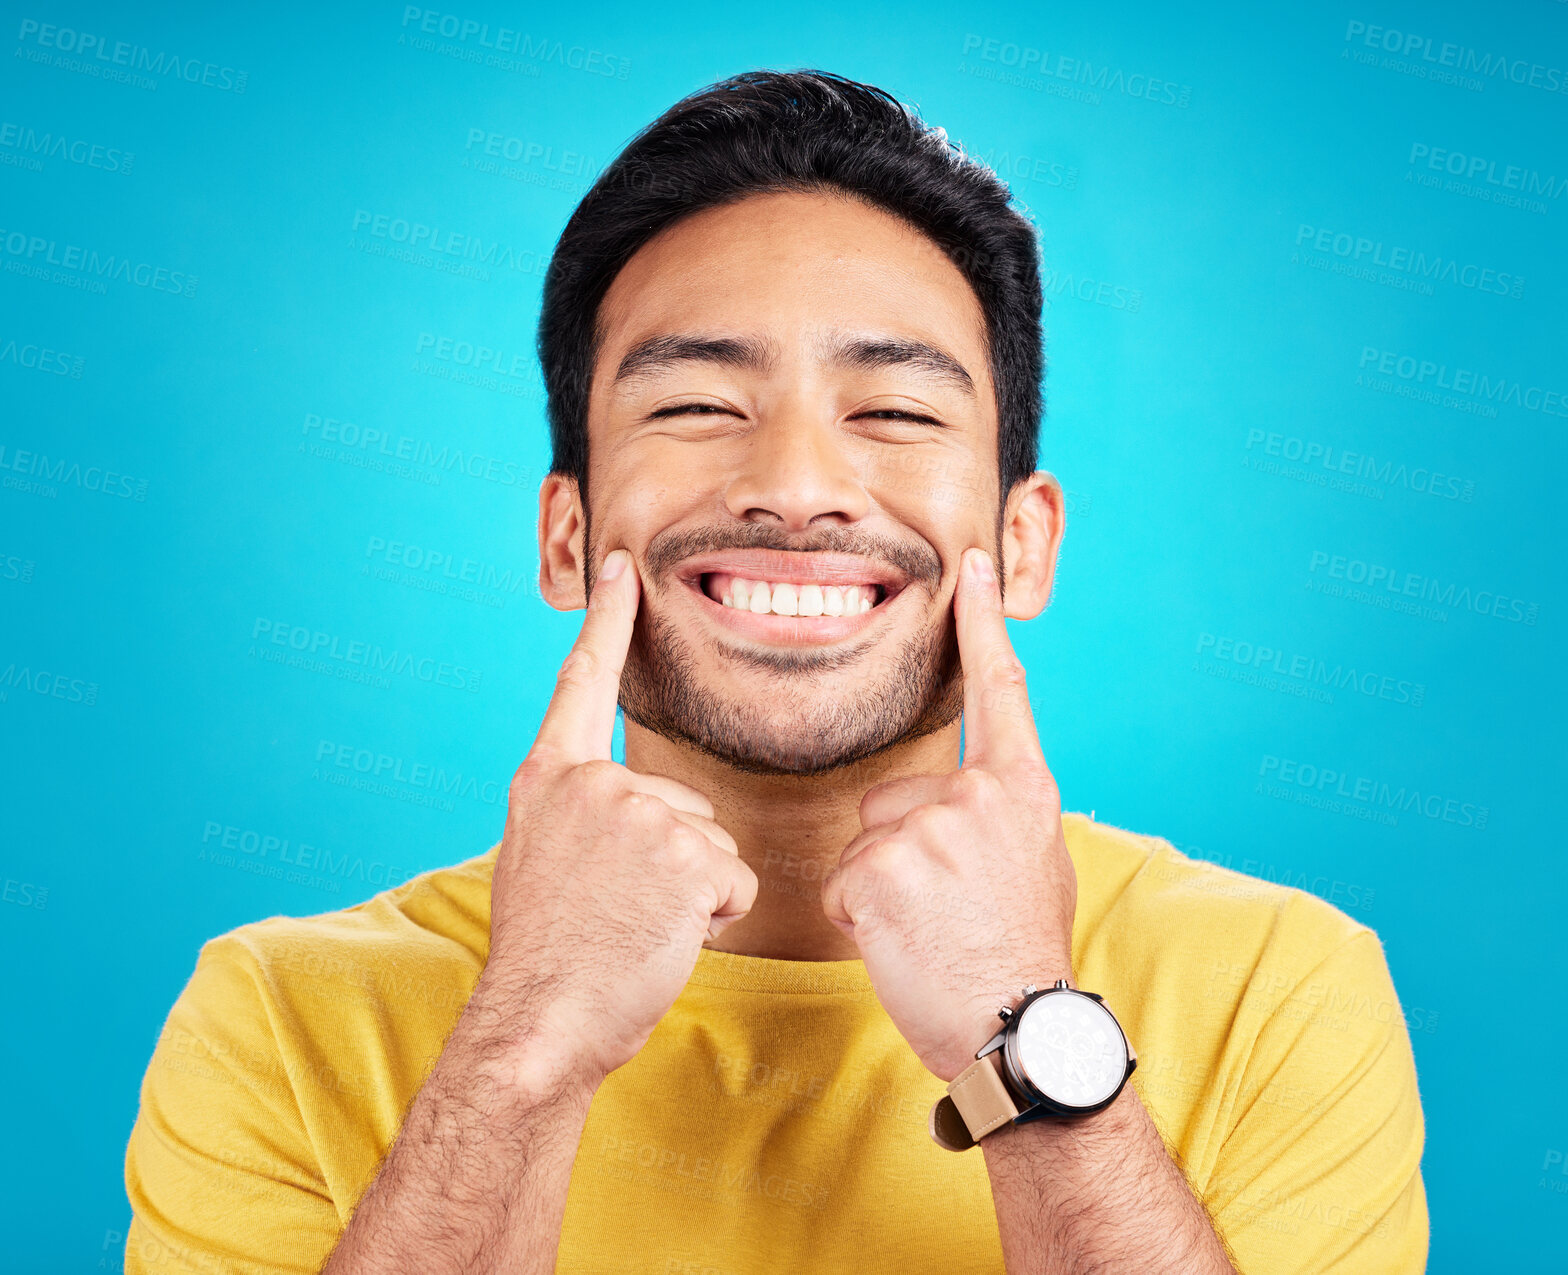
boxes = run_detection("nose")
[722,406,870,531]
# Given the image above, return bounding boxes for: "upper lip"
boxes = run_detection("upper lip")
[674,549,910,597]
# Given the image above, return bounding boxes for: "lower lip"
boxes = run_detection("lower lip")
[682,576,896,644]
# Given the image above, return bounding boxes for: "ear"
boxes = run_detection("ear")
[1000,472,1064,621]
[538,472,588,611]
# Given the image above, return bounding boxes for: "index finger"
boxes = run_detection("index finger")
[954,546,1042,772]
[533,548,640,762]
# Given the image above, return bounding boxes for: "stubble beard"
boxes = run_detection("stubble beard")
[616,583,966,776]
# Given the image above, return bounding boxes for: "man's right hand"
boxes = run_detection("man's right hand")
[474,547,757,1099]
[321,548,741,1274]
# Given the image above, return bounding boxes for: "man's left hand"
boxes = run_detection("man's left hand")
[821,546,1077,1083]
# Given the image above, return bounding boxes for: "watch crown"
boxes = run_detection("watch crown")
[1022,984,1037,996]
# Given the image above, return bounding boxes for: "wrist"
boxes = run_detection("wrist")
[930,972,1135,1153]
[937,959,1077,1081]
[455,973,606,1108]
[980,1079,1141,1164]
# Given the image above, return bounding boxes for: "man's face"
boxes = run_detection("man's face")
[575,188,1005,775]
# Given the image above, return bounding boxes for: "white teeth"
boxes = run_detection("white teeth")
[712,576,881,617]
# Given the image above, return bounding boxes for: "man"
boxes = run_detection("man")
[124,70,1427,1273]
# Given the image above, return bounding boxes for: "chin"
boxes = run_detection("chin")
[621,702,909,777]
[618,604,965,777]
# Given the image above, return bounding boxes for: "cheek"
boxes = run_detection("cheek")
[862,444,994,529]
[601,448,725,513]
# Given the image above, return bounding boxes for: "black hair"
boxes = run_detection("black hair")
[537,68,1044,521]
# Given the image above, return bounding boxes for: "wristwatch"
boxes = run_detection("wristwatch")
[929,979,1137,1152]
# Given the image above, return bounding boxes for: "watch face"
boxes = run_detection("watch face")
[1014,991,1127,1108]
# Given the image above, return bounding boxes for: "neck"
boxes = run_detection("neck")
[622,718,962,961]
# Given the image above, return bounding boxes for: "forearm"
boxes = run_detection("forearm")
[982,1085,1236,1275]
[321,980,599,1275]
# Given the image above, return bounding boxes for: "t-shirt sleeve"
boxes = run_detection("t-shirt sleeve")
[1203,927,1428,1274]
[123,936,344,1274]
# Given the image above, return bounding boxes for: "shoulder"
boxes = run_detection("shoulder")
[1062,811,1378,994]
[184,842,500,1026]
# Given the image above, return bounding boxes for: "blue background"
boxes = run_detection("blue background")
[2,0,1564,1269]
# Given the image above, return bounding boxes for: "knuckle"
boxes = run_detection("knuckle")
[900,804,945,837]
[508,758,540,805]
[579,757,622,785]
[610,785,657,828]
[659,823,705,869]
[986,655,1029,690]
[568,758,621,801]
[856,835,907,877]
[839,855,894,915]
[958,767,1005,804]
[556,646,601,689]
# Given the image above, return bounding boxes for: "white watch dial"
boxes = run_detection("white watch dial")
[1014,992,1127,1108]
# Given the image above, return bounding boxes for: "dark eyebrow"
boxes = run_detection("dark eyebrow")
[820,332,976,398]
[609,330,976,398]
[612,334,775,386]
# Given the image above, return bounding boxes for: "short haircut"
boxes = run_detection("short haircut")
[537,68,1044,521]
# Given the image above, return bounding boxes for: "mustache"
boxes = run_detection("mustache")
[638,523,944,588]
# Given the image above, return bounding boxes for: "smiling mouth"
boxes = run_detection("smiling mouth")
[699,573,889,617]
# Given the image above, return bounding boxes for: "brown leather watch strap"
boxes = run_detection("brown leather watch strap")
[928,1052,1018,1152]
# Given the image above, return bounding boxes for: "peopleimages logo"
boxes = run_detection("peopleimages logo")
[350,210,549,277]
[0,121,133,174]
[0,659,99,706]
[970,145,1078,191]
[14,18,248,92]
[414,332,535,378]
[959,33,1192,107]
[1196,633,1425,707]
[1258,755,1488,829]
[364,536,529,597]
[249,619,484,693]
[1343,20,1568,96]
[1307,551,1540,625]
[1357,348,1566,419]
[0,226,197,297]
[0,338,84,379]
[301,412,533,490]
[1294,224,1523,298]
[397,7,630,78]
[313,739,507,809]
[1408,144,1567,202]
[1244,428,1475,501]
[463,128,599,178]
[201,821,413,891]
[0,443,148,500]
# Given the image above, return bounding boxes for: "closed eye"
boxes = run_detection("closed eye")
[853,409,947,428]
[647,402,737,420]
[645,404,947,428]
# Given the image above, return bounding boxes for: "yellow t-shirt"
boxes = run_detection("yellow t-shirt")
[123,812,1427,1274]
